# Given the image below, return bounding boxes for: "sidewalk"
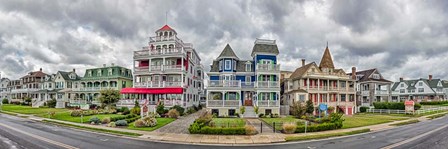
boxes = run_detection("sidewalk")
[4,111,446,145]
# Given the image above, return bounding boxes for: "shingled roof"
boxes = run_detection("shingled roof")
[319,46,335,69]
[289,62,317,79]
[347,68,392,83]
[217,44,239,59]
[58,71,81,81]
[391,78,444,91]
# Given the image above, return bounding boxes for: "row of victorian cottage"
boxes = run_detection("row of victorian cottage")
[1,24,448,116]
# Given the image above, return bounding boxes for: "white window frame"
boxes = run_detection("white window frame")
[418,88,424,92]
[245,76,251,85]
[419,82,423,86]
[246,63,251,72]
[225,60,231,70]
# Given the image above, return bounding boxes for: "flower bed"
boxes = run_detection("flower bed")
[189,112,254,135]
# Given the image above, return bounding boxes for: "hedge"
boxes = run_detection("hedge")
[420,101,448,105]
[199,126,246,135]
[359,107,369,113]
[373,102,405,110]
[295,123,339,133]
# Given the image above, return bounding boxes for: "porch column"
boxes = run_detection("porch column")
[133,60,135,88]
[222,91,225,107]
[307,78,310,90]
[206,91,209,107]
[149,58,152,71]
[327,79,330,91]
[317,78,320,91]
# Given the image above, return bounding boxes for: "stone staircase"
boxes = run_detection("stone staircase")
[242,106,258,118]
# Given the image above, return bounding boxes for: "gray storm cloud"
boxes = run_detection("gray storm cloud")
[0,0,447,81]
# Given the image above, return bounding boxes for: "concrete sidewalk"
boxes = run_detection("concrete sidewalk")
[3,111,446,145]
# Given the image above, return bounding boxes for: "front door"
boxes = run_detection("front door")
[244,92,253,106]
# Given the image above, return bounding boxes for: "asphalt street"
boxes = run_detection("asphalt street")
[0,113,447,149]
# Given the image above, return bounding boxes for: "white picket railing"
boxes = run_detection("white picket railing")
[367,106,448,115]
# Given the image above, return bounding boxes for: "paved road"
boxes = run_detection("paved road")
[1,113,447,149]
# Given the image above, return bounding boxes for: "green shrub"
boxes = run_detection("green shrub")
[359,106,369,113]
[156,104,167,115]
[168,109,180,118]
[254,106,259,114]
[414,103,422,110]
[2,98,8,104]
[258,113,265,118]
[115,120,128,126]
[420,101,448,105]
[130,107,141,115]
[110,115,127,122]
[189,122,204,134]
[295,123,339,133]
[373,102,405,110]
[170,105,185,116]
[240,106,245,114]
[70,110,82,117]
[329,113,344,128]
[282,123,297,134]
[108,122,116,127]
[46,98,57,108]
[186,108,196,115]
[195,112,212,125]
[89,116,101,124]
[199,126,246,135]
[134,119,146,128]
[101,117,111,124]
[142,116,157,127]
[125,116,140,123]
[245,125,257,135]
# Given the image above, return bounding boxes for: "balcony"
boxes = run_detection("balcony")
[72,87,116,92]
[134,50,150,59]
[149,36,183,43]
[361,91,370,96]
[208,80,241,88]
[374,90,389,95]
[207,100,240,107]
[134,66,149,74]
[256,64,280,72]
[257,81,279,88]
[257,100,280,107]
[164,65,183,72]
[241,82,255,88]
[134,81,182,88]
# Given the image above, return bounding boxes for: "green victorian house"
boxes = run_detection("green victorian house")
[70,64,133,107]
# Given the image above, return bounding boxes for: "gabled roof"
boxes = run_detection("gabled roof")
[319,46,335,69]
[58,71,81,81]
[290,62,317,79]
[251,39,279,56]
[217,44,239,59]
[21,70,47,78]
[156,25,177,34]
[347,68,392,83]
[391,78,443,91]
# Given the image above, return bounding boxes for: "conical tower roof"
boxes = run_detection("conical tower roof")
[319,44,335,69]
[217,44,239,59]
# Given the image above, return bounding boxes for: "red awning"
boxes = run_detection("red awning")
[120,88,183,94]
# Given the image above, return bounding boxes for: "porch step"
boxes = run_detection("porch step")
[242,106,258,118]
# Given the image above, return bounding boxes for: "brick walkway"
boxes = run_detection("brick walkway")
[153,109,204,134]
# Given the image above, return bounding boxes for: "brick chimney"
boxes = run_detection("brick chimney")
[400,77,403,81]
[39,68,42,72]
[73,68,76,72]
[103,64,106,67]
[301,59,305,66]
[351,67,356,80]
[429,75,433,81]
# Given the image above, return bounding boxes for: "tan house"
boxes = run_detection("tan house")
[283,45,357,115]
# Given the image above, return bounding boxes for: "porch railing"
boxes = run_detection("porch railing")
[257,81,279,88]
[257,100,280,107]
[256,64,280,72]
[208,80,241,88]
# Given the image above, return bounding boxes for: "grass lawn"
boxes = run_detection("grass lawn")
[127,118,176,131]
[261,116,305,130]
[211,118,246,127]
[343,113,409,129]
[1,104,69,116]
[50,111,123,123]
[285,129,370,141]
[43,120,142,137]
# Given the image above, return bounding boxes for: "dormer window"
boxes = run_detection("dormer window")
[225,60,231,70]
[400,84,404,87]
[246,62,252,72]
[419,82,423,86]
[372,74,380,79]
[70,74,75,79]
[108,68,113,76]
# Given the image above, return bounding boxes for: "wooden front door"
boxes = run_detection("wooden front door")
[244,92,253,106]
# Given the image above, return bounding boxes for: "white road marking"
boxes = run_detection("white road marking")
[0,122,79,149]
[381,124,448,149]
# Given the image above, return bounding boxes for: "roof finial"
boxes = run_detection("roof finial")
[326,41,328,48]
[165,11,168,25]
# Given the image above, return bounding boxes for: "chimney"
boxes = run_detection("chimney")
[351,67,356,80]
[301,59,305,66]
[39,68,42,72]
[111,63,115,66]
[399,77,403,81]
[429,75,433,81]
[103,64,106,67]
[72,68,76,72]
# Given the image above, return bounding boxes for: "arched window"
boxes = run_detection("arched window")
[164,31,168,36]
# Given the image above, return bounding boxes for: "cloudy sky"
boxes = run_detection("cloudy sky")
[0,0,447,81]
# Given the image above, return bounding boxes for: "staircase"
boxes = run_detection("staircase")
[242,106,258,118]
[32,99,45,108]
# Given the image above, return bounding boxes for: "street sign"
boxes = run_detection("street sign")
[405,100,415,113]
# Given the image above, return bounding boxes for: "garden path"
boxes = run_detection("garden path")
[153,109,204,134]
[246,118,275,134]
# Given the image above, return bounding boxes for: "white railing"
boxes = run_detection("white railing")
[151,65,163,71]
[367,106,448,115]
[208,80,241,88]
[257,81,279,88]
[361,91,370,96]
[10,88,39,93]
[72,87,116,91]
[241,82,255,88]
[257,100,280,107]
[207,100,240,107]
[256,64,280,72]
[134,66,149,73]
[375,90,389,95]
[416,106,448,115]
[134,50,150,59]
[135,81,182,88]
[149,36,183,43]
[164,65,183,72]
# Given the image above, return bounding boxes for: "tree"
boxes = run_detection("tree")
[98,89,120,109]
[290,102,305,117]
[47,98,57,108]
[305,99,314,114]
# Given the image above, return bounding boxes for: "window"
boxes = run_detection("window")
[372,74,380,79]
[88,71,92,77]
[299,95,305,102]
[245,76,251,85]
[97,70,102,77]
[341,94,346,102]
[418,88,424,92]
[246,63,251,72]
[228,109,236,116]
[219,61,222,71]
[400,84,404,87]
[400,89,405,93]
[225,60,231,70]
[233,60,236,70]
[108,68,113,76]
[419,82,423,86]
